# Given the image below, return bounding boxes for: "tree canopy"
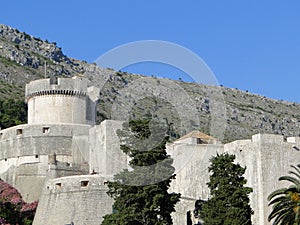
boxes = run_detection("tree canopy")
[0,98,27,129]
[199,153,253,225]
[102,117,180,225]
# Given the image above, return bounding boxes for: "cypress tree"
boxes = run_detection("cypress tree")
[200,153,253,225]
[102,117,180,225]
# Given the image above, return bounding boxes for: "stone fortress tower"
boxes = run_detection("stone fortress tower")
[0,76,127,224]
[26,77,88,125]
[0,76,299,225]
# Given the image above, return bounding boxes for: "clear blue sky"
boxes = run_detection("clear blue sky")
[1,1,300,102]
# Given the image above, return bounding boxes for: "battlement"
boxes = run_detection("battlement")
[0,124,90,160]
[33,175,113,225]
[25,76,87,101]
[0,124,90,140]
[45,175,108,193]
[25,76,91,125]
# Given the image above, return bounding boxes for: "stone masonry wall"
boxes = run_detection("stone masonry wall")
[26,77,88,125]
[224,134,300,225]
[33,175,113,225]
[166,142,223,225]
[89,120,129,176]
[0,123,91,202]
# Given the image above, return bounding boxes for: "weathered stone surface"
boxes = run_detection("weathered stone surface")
[168,133,300,225]
[33,175,113,225]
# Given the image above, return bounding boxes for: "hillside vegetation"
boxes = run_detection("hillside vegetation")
[1,24,300,143]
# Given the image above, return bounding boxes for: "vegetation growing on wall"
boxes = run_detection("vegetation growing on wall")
[102,117,180,225]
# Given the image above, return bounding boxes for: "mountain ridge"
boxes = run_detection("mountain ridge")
[1,24,300,143]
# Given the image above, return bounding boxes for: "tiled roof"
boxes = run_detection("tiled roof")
[177,130,216,141]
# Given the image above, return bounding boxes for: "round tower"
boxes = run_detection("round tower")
[25,76,88,124]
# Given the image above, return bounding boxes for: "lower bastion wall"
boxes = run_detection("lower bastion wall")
[0,123,91,202]
[168,133,300,225]
[89,120,129,176]
[166,143,223,225]
[224,134,300,225]
[33,175,113,225]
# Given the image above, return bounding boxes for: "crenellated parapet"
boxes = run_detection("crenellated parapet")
[25,76,92,125]
[25,76,88,100]
[0,124,91,160]
[26,89,86,100]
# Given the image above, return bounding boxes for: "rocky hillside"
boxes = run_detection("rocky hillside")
[1,24,300,143]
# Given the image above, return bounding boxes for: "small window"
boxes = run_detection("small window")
[56,183,62,188]
[0,133,3,138]
[81,181,89,187]
[16,129,23,135]
[196,138,203,144]
[43,127,50,134]
[4,158,7,162]
[35,155,39,158]
[50,77,58,85]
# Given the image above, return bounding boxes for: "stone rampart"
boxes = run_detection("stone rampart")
[89,120,129,175]
[0,123,91,202]
[167,142,223,225]
[25,77,88,124]
[33,175,113,225]
[0,124,90,159]
[25,77,87,99]
[224,133,300,225]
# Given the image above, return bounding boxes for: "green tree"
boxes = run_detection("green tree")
[268,164,300,225]
[200,153,253,225]
[102,118,180,225]
[0,98,27,129]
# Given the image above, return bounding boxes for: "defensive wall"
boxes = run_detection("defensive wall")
[89,120,129,176]
[167,137,223,225]
[0,123,91,202]
[33,175,113,225]
[25,76,99,125]
[1,76,299,225]
[224,133,300,225]
[167,133,300,225]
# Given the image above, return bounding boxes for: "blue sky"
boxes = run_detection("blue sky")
[1,1,300,102]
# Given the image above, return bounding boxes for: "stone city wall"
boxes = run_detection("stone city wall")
[224,134,300,225]
[0,123,91,202]
[167,142,223,225]
[89,120,129,176]
[0,124,90,159]
[33,175,113,225]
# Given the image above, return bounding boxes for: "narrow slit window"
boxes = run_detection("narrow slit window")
[196,138,203,144]
[50,77,58,85]
[81,181,89,187]
[43,127,50,134]
[16,129,23,135]
[56,183,62,188]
